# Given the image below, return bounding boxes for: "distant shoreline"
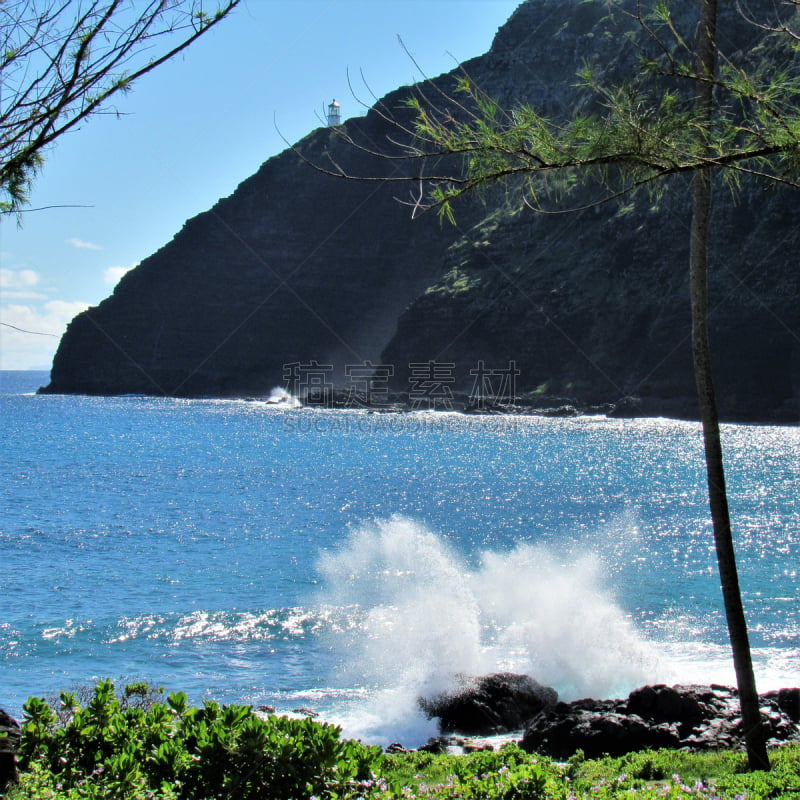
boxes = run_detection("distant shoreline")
[3,369,795,425]
[234,390,800,426]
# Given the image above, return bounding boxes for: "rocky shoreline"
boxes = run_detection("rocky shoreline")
[3,676,799,771]
[416,674,800,758]
[247,389,800,425]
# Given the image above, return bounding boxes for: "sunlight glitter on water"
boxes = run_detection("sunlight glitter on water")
[1,390,797,742]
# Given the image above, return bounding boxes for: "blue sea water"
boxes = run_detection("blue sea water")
[1,370,798,746]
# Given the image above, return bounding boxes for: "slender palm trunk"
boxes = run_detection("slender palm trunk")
[690,0,770,772]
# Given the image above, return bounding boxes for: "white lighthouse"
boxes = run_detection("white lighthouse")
[326,99,341,127]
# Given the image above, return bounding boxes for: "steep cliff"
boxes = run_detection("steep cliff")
[44,119,455,398]
[43,0,800,421]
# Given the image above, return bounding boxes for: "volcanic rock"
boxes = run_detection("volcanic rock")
[519,684,800,758]
[0,709,20,791]
[420,673,558,735]
[521,705,681,759]
[763,688,800,723]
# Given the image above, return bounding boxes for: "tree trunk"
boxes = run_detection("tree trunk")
[690,0,770,772]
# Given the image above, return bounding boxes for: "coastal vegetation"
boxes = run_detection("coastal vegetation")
[4,682,800,800]
[9,680,380,800]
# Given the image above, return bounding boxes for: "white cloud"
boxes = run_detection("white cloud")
[104,262,137,286]
[1,267,40,289]
[1,300,90,370]
[1,289,48,301]
[0,267,47,300]
[67,237,102,251]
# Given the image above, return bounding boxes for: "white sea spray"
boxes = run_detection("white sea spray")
[316,514,661,746]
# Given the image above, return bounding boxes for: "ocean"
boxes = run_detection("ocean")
[1,370,798,747]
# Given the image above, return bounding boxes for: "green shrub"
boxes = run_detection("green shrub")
[8,760,180,800]
[16,679,382,800]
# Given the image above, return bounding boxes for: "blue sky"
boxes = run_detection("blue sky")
[0,0,521,370]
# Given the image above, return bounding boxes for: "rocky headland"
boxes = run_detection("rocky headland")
[42,0,800,423]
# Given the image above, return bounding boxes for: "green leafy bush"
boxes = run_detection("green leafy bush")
[9,760,180,800]
[15,679,381,800]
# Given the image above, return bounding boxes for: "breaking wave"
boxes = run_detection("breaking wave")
[316,515,661,746]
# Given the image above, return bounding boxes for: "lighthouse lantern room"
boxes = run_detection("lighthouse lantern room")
[326,99,341,127]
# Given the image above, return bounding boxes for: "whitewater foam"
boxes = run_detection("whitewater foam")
[316,515,663,746]
[265,386,302,408]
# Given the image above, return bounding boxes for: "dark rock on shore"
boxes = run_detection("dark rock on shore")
[416,676,800,757]
[0,709,20,791]
[520,684,800,759]
[523,706,683,758]
[420,673,558,735]
[763,688,800,723]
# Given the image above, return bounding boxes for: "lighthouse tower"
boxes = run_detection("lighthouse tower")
[326,99,341,127]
